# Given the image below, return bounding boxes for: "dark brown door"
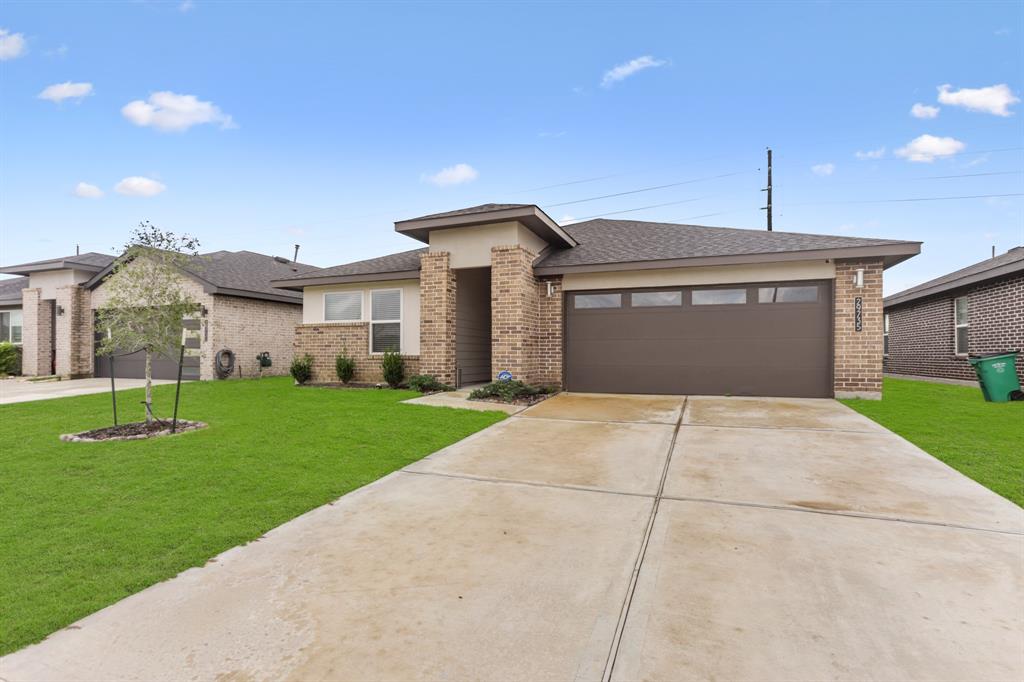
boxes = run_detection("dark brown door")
[93,314,201,380]
[455,268,492,386]
[564,281,832,398]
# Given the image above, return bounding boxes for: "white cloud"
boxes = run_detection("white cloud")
[910,102,939,119]
[601,55,667,88]
[114,176,167,197]
[538,131,566,138]
[0,28,27,60]
[44,44,69,58]
[286,226,306,237]
[937,83,1019,116]
[855,147,886,160]
[179,0,195,11]
[811,163,835,176]
[38,82,93,103]
[421,163,478,187]
[73,182,104,199]
[121,91,235,132]
[894,134,965,162]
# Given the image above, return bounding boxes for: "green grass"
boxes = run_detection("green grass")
[841,377,1023,507]
[0,377,506,654]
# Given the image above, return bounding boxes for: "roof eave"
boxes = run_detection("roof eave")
[534,242,922,276]
[0,260,109,276]
[395,205,577,248]
[884,259,1024,308]
[270,269,422,290]
[213,287,302,305]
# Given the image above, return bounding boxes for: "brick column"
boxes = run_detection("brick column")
[834,258,884,399]
[55,285,93,378]
[20,288,54,376]
[419,251,457,384]
[491,245,539,384]
[535,275,564,387]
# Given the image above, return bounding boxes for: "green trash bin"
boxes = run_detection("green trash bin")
[967,351,1022,403]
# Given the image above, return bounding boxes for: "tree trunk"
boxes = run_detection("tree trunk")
[144,349,153,423]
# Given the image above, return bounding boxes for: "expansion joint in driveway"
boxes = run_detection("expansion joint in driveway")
[399,469,655,499]
[601,398,687,682]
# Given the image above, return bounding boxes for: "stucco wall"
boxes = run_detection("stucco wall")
[428,222,548,269]
[27,269,94,300]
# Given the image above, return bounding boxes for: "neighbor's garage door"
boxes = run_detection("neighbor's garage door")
[564,281,832,397]
[93,315,201,381]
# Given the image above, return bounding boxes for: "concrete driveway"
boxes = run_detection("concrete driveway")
[2,393,1021,681]
[0,377,177,404]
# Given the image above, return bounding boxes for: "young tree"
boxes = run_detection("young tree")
[95,222,201,423]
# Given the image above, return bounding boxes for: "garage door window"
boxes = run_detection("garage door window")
[692,288,746,305]
[758,286,818,303]
[632,291,682,307]
[574,293,621,309]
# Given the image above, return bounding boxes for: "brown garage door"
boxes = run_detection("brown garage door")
[564,281,832,397]
[93,315,201,381]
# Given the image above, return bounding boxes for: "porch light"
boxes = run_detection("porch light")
[853,269,865,288]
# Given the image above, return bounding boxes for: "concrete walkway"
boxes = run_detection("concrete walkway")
[2,394,1021,681]
[0,377,178,405]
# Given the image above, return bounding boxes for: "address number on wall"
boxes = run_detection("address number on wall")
[854,297,863,332]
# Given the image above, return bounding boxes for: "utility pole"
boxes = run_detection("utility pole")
[760,147,773,231]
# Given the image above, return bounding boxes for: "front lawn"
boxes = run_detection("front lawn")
[842,377,1023,507]
[0,377,505,655]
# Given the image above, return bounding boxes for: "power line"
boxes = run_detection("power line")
[567,196,708,222]
[917,170,1024,180]
[512,153,741,194]
[542,171,754,209]
[780,192,1023,207]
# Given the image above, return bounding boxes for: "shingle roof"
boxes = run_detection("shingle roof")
[0,251,115,275]
[405,204,531,222]
[182,251,321,301]
[0,277,28,304]
[274,247,427,283]
[884,246,1024,308]
[536,218,914,269]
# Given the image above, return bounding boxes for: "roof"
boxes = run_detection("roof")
[272,248,427,289]
[409,203,532,221]
[395,204,576,249]
[87,250,321,304]
[534,219,919,273]
[0,277,28,305]
[0,252,115,276]
[884,246,1024,308]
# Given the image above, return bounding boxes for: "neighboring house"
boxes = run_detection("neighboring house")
[0,250,320,380]
[883,246,1024,384]
[0,276,29,346]
[272,203,920,399]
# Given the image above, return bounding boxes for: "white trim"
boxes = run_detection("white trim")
[369,287,402,355]
[0,309,22,345]
[954,296,969,356]
[883,313,890,357]
[323,290,362,322]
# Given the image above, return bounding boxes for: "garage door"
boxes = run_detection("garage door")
[93,316,201,381]
[564,281,832,397]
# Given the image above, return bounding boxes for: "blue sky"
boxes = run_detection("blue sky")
[1,1,1021,294]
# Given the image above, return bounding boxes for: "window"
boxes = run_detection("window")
[632,291,682,307]
[574,293,621,309]
[955,296,969,355]
[883,313,890,356]
[692,288,746,305]
[370,289,401,354]
[758,286,818,303]
[324,291,362,321]
[0,310,22,344]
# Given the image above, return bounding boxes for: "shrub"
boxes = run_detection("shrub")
[335,351,356,384]
[380,351,405,388]
[469,380,555,403]
[407,374,453,393]
[290,354,314,384]
[0,342,20,375]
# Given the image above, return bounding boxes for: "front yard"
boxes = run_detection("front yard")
[842,377,1024,507]
[0,377,506,655]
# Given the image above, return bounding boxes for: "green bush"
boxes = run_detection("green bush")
[469,380,555,403]
[380,351,405,388]
[290,354,314,384]
[407,374,453,393]
[335,351,355,384]
[0,342,20,375]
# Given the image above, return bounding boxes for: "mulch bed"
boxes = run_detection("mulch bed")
[60,420,207,443]
[470,391,558,407]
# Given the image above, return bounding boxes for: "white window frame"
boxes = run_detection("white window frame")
[369,288,402,355]
[954,296,969,356]
[323,290,363,322]
[883,313,890,356]
[1,310,22,345]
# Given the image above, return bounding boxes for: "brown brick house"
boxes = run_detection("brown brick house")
[273,204,920,399]
[883,247,1024,384]
[1,250,319,380]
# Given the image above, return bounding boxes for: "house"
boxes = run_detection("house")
[272,203,921,399]
[883,246,1024,384]
[0,250,320,380]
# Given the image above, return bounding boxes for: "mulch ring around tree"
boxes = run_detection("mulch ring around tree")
[60,420,207,443]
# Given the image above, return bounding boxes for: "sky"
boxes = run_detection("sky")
[0,1,1021,295]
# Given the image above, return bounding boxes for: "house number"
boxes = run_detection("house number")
[854,297,863,332]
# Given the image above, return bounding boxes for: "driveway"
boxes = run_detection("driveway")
[0,377,177,405]
[2,394,1021,681]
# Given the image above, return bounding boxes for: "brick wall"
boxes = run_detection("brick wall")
[884,273,1023,384]
[293,321,420,383]
[418,251,457,384]
[20,288,53,376]
[54,285,93,378]
[491,245,539,383]
[209,295,302,379]
[534,275,563,386]
[833,258,884,398]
